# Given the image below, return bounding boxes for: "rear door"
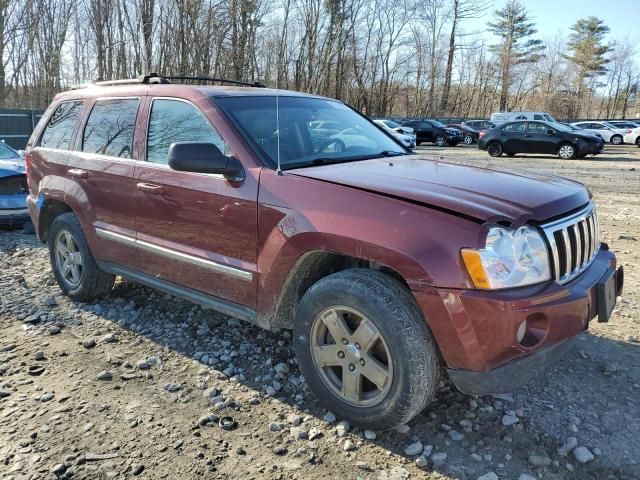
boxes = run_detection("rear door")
[66,97,142,268]
[133,96,258,307]
[500,122,526,151]
[419,122,434,142]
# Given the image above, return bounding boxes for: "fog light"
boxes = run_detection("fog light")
[516,320,527,343]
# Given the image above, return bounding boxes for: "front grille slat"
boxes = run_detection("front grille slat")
[542,203,600,284]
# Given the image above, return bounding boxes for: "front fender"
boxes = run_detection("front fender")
[256,169,483,317]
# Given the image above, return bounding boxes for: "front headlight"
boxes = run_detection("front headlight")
[461,225,551,289]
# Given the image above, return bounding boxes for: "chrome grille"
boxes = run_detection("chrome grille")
[541,203,600,284]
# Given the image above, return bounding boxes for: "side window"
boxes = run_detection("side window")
[527,122,549,133]
[420,122,433,130]
[146,99,226,164]
[503,122,525,132]
[534,114,544,121]
[40,101,84,150]
[83,99,139,158]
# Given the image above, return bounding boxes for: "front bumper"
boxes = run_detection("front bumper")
[0,193,29,225]
[413,247,622,395]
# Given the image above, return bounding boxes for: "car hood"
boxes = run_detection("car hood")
[574,132,603,142]
[0,158,26,177]
[289,155,591,225]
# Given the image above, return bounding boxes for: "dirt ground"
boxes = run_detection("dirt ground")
[1,144,639,480]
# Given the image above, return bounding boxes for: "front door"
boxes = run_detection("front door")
[525,122,556,154]
[133,97,258,308]
[66,97,141,268]
[419,122,434,142]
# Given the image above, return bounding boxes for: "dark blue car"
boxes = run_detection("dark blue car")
[0,142,29,226]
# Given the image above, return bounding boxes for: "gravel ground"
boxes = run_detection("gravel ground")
[1,144,639,480]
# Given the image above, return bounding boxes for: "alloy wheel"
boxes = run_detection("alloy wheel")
[611,136,622,145]
[310,306,393,407]
[464,135,473,145]
[54,230,83,288]
[435,136,446,147]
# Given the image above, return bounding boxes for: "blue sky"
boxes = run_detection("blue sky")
[464,0,639,60]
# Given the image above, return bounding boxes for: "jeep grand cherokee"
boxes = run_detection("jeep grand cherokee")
[25,74,624,430]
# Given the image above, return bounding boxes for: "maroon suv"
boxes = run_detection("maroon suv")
[25,75,623,430]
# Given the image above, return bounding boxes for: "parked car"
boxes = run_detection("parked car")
[375,119,414,135]
[478,120,604,159]
[606,121,640,146]
[0,141,30,226]
[400,119,463,146]
[373,120,416,148]
[571,121,627,145]
[560,123,605,141]
[447,123,479,144]
[26,74,623,430]
[490,111,556,125]
[461,120,495,133]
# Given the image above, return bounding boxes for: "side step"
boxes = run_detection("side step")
[97,261,261,327]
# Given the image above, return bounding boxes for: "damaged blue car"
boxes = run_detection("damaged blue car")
[0,142,29,226]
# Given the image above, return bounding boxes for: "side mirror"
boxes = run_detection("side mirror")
[547,129,555,135]
[168,142,244,181]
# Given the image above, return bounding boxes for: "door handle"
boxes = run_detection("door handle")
[136,182,164,195]
[68,168,88,179]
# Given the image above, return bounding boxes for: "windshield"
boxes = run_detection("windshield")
[214,96,407,170]
[382,119,401,129]
[431,120,447,128]
[548,122,573,133]
[0,143,19,160]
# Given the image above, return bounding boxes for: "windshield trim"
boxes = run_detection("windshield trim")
[212,95,410,170]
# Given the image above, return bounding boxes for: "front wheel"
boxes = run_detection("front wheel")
[48,213,115,301]
[464,135,474,145]
[487,142,503,157]
[558,143,576,159]
[293,269,440,430]
[610,135,623,145]
[636,136,640,147]
[435,136,446,147]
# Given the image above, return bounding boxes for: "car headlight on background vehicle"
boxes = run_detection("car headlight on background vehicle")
[461,226,551,289]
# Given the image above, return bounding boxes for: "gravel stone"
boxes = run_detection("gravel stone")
[501,414,520,426]
[528,453,552,467]
[405,441,423,456]
[343,439,357,451]
[558,436,578,456]
[82,338,96,349]
[364,430,376,440]
[97,371,112,381]
[573,446,595,464]
[477,473,499,480]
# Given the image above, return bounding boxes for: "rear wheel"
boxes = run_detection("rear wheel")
[48,213,115,301]
[293,269,440,430]
[435,135,446,147]
[487,142,503,157]
[610,135,623,145]
[464,135,474,145]
[636,137,640,147]
[558,143,576,159]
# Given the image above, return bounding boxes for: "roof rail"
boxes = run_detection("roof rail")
[71,73,266,89]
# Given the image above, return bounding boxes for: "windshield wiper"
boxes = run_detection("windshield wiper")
[378,150,405,157]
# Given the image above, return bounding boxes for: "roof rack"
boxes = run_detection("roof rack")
[72,73,266,89]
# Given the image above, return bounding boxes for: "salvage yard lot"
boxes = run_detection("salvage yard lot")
[1,145,639,480]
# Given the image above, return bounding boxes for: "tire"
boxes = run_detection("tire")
[487,141,503,157]
[464,135,473,145]
[48,212,115,301]
[610,135,623,145]
[293,269,440,430]
[435,136,446,147]
[636,136,640,147]
[558,143,576,159]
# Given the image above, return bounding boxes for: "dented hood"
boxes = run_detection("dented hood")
[289,155,591,225]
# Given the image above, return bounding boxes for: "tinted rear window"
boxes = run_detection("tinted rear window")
[40,101,84,150]
[83,99,139,158]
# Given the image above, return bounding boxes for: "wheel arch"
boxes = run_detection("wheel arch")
[264,250,409,331]
[38,198,73,242]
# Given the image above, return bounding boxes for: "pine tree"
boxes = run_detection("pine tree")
[488,0,544,111]
[565,16,612,109]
